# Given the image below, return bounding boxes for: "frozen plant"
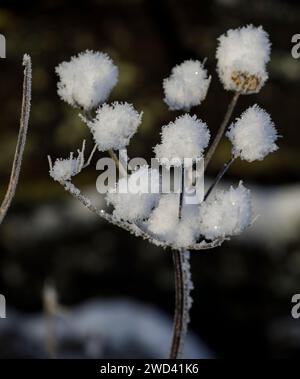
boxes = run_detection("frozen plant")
[48,24,279,359]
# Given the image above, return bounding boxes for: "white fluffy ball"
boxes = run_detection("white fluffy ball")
[199,182,253,240]
[50,157,80,182]
[84,102,142,152]
[56,50,118,110]
[226,104,278,162]
[106,166,160,222]
[154,114,210,168]
[216,25,271,94]
[163,60,211,110]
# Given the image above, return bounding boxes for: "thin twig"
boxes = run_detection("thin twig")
[0,54,32,225]
[178,165,185,219]
[170,249,193,359]
[204,91,240,171]
[108,149,127,177]
[204,156,236,201]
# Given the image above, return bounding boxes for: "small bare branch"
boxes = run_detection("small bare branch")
[0,54,32,225]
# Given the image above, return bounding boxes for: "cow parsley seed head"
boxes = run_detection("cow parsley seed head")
[147,195,199,247]
[226,104,278,162]
[83,102,142,152]
[49,156,81,182]
[216,25,271,94]
[154,114,210,168]
[147,194,179,240]
[56,50,118,110]
[105,166,160,222]
[163,60,211,111]
[199,182,253,240]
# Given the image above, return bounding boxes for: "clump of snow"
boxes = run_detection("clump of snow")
[83,102,142,152]
[216,25,271,94]
[106,166,160,222]
[147,194,179,239]
[147,194,200,247]
[226,104,278,162]
[56,50,118,110]
[199,182,253,240]
[154,114,210,168]
[50,156,82,182]
[163,60,211,111]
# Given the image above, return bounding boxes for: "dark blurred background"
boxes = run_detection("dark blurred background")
[0,0,300,358]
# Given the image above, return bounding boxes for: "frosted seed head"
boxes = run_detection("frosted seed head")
[105,166,160,222]
[199,182,253,240]
[83,102,142,152]
[163,60,211,111]
[50,157,81,182]
[216,25,271,94]
[154,114,210,168]
[226,104,278,162]
[56,50,118,110]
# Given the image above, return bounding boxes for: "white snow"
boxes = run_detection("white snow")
[199,182,253,240]
[226,104,278,162]
[49,156,81,182]
[216,25,271,93]
[154,114,210,168]
[147,194,200,248]
[56,50,118,110]
[83,102,142,152]
[106,166,160,222]
[163,60,211,110]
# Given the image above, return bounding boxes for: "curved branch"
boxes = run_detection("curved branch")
[60,180,225,251]
[0,54,32,225]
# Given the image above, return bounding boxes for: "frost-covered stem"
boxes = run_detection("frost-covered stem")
[108,149,127,177]
[204,91,240,170]
[178,165,185,219]
[170,249,193,359]
[204,156,236,201]
[0,54,32,225]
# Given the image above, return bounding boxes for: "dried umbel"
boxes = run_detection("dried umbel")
[48,24,279,359]
[216,25,271,94]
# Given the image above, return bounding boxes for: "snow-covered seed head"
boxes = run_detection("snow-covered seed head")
[49,156,81,182]
[55,50,118,110]
[226,105,278,162]
[163,60,211,111]
[147,194,200,248]
[199,182,253,240]
[83,102,142,152]
[216,25,271,94]
[154,114,210,168]
[105,166,160,222]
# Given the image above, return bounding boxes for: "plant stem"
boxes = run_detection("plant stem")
[170,249,193,359]
[108,149,127,177]
[0,54,32,225]
[204,156,235,201]
[178,165,185,219]
[204,91,240,171]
